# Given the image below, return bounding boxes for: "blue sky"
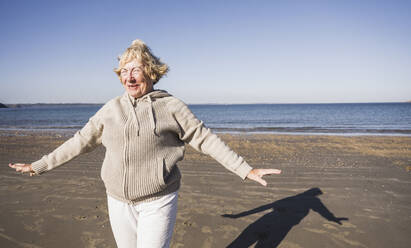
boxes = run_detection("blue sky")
[1,0,410,104]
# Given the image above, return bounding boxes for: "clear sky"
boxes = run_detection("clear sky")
[1,0,410,104]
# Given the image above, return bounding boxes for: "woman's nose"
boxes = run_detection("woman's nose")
[128,71,136,81]
[124,73,134,82]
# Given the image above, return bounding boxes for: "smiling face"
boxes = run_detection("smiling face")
[119,60,153,99]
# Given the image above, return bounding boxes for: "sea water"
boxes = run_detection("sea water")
[0,102,410,136]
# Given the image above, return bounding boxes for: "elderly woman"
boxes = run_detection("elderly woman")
[9,39,281,248]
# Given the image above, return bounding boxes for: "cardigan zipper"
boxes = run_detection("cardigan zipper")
[123,114,131,200]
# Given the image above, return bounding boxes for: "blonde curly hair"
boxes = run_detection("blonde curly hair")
[114,39,169,84]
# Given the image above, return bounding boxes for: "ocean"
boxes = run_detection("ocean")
[0,102,410,136]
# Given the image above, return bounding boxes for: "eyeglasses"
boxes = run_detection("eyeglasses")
[120,67,142,77]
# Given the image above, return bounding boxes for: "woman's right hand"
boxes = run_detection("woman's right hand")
[9,163,36,176]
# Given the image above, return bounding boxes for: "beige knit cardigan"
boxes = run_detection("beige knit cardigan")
[31,90,253,204]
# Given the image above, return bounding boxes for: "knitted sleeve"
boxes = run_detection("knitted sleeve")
[168,97,253,179]
[31,108,104,175]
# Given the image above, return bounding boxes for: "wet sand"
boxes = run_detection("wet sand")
[0,131,410,248]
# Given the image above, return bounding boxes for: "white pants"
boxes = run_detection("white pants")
[107,191,178,248]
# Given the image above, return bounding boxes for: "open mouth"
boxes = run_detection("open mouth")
[127,84,140,89]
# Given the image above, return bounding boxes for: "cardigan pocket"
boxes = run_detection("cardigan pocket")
[157,157,166,188]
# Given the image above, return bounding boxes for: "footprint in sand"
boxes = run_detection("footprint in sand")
[322,223,338,230]
[74,215,88,221]
[201,226,212,234]
[201,237,213,248]
[182,220,196,227]
[280,241,304,248]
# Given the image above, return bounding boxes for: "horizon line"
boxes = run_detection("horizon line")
[2,100,410,106]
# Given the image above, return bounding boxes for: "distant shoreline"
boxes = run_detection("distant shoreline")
[1,101,410,108]
[2,103,103,108]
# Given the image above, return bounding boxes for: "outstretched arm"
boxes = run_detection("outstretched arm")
[168,98,281,184]
[9,110,104,176]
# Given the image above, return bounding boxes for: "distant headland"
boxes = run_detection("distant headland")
[0,103,102,108]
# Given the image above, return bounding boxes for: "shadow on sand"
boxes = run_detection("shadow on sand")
[222,187,348,248]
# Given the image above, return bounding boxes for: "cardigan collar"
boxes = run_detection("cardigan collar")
[122,89,170,106]
[121,89,171,136]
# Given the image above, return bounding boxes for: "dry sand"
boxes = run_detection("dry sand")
[0,131,410,248]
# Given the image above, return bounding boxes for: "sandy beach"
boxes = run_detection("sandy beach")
[0,131,410,248]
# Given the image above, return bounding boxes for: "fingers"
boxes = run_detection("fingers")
[9,163,26,167]
[247,168,282,186]
[9,163,22,171]
[248,173,268,186]
[9,163,24,172]
[256,177,267,187]
[9,163,33,175]
[259,169,282,176]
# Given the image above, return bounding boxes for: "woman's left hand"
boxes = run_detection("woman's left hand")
[246,168,281,186]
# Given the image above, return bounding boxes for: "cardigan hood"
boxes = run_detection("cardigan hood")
[123,90,172,136]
